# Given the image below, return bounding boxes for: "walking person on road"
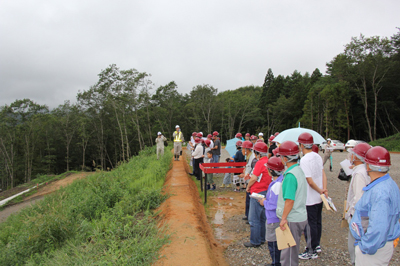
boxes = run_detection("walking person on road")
[155,132,167,160]
[323,138,333,172]
[173,125,184,161]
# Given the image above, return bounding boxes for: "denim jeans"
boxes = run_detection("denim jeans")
[249,190,268,245]
[268,241,281,266]
[223,172,232,185]
[212,155,220,164]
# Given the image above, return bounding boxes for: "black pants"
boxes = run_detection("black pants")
[245,192,250,218]
[305,202,323,252]
[194,158,203,180]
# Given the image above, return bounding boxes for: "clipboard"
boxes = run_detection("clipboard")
[321,194,337,212]
[341,200,349,228]
[275,223,296,250]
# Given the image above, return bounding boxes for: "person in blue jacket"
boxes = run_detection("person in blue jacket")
[350,146,400,266]
[259,156,285,266]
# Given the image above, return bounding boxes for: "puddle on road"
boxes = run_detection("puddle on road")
[209,193,245,247]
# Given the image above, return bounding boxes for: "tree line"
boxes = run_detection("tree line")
[1,30,399,190]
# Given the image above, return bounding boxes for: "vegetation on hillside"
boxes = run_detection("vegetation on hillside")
[1,29,399,190]
[0,146,172,265]
[369,133,400,152]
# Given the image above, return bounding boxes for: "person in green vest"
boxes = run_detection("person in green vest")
[276,141,308,266]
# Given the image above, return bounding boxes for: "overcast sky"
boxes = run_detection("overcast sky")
[1,0,399,108]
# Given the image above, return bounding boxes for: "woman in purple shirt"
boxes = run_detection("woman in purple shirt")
[259,156,285,266]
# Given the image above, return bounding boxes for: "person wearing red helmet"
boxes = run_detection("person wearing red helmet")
[258,156,285,266]
[297,133,326,260]
[350,146,400,266]
[239,140,258,220]
[211,131,221,163]
[206,134,214,149]
[235,132,243,141]
[345,142,371,265]
[276,141,307,266]
[250,135,257,145]
[203,139,216,190]
[192,137,205,181]
[230,140,245,192]
[268,136,277,158]
[245,133,251,141]
[243,142,272,248]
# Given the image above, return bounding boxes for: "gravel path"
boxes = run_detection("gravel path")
[209,149,400,266]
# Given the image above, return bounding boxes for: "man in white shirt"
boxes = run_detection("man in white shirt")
[298,133,327,260]
[345,143,371,265]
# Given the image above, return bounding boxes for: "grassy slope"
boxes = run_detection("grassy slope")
[0,146,172,266]
[369,133,400,152]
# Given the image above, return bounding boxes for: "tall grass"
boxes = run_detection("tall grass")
[0,146,172,265]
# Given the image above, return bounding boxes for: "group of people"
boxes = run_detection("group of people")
[158,127,400,266]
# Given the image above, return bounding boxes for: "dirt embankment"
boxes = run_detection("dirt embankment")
[0,172,92,223]
[154,151,227,266]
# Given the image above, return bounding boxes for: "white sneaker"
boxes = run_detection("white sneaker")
[298,251,318,260]
[315,245,322,253]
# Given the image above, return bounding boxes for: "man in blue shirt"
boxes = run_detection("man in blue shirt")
[350,146,400,266]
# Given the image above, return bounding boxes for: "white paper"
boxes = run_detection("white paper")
[340,159,353,176]
[250,192,265,200]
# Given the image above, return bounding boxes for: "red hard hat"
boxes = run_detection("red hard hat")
[267,156,285,171]
[213,131,219,136]
[192,132,197,137]
[242,140,253,149]
[256,139,264,143]
[197,132,203,138]
[253,142,269,153]
[298,132,314,145]
[272,147,279,156]
[364,146,391,167]
[250,135,257,140]
[351,143,372,159]
[207,134,212,139]
[245,133,250,137]
[235,133,243,139]
[204,139,211,147]
[195,137,201,144]
[236,140,243,147]
[274,132,280,136]
[268,136,275,142]
[278,141,299,156]
[312,144,319,153]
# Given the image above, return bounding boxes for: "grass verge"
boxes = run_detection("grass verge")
[0,145,172,266]
[369,133,400,152]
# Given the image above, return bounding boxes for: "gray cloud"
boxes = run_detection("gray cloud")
[1,0,399,108]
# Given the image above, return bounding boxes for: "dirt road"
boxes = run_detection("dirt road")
[154,151,227,266]
[0,172,92,223]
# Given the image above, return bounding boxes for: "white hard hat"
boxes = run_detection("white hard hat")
[157,132,162,135]
[199,132,203,135]
[175,125,180,128]
[327,138,331,141]
[258,132,263,136]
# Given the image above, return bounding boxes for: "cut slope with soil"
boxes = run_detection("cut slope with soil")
[154,151,227,266]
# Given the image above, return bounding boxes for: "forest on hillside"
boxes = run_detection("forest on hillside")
[1,30,399,190]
